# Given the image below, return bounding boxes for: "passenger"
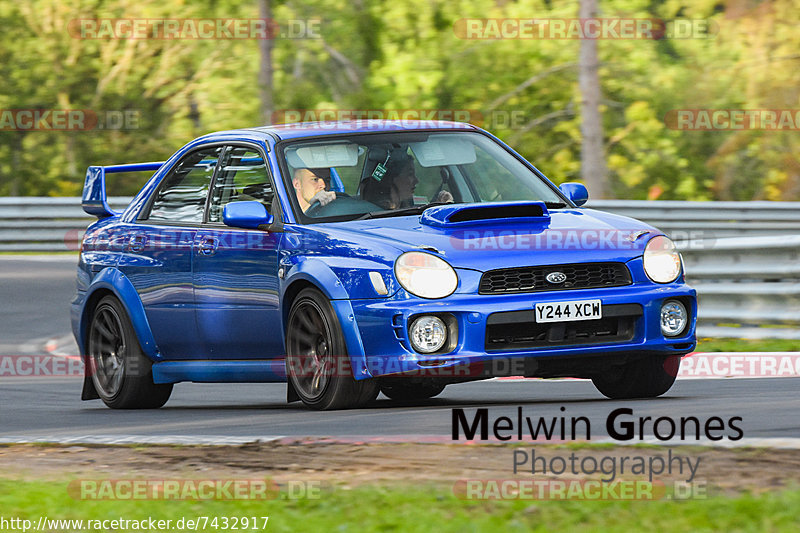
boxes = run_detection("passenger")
[362,157,453,210]
[362,158,418,210]
[292,168,336,212]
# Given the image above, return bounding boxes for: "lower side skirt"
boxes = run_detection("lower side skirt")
[152,360,288,384]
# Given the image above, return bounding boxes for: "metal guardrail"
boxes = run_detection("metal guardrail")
[3,197,798,250]
[678,235,800,339]
[1,197,799,338]
[588,199,800,238]
[0,197,130,252]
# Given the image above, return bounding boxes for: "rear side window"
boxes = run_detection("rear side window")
[145,146,223,222]
[208,147,274,223]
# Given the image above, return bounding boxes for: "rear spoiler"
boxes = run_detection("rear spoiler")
[82,162,164,217]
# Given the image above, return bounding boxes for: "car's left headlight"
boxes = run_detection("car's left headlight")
[394,251,458,299]
[643,235,682,283]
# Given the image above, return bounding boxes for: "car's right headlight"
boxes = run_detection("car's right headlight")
[643,235,682,283]
[394,251,458,299]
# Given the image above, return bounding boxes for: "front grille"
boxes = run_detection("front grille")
[479,262,631,295]
[485,303,642,351]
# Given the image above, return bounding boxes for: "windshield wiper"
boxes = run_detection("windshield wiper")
[355,201,451,220]
[545,201,567,209]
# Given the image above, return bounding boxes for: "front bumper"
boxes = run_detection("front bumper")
[349,279,696,379]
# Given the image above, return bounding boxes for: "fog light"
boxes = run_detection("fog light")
[661,300,687,337]
[409,315,447,353]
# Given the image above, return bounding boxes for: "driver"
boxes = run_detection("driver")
[292,168,336,212]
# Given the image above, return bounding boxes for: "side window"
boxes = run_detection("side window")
[208,147,274,223]
[145,146,223,223]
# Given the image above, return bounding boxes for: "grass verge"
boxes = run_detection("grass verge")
[1,479,799,532]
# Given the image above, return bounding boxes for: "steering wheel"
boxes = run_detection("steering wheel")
[305,192,351,217]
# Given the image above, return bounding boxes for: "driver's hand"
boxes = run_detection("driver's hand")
[311,190,336,207]
[432,190,454,203]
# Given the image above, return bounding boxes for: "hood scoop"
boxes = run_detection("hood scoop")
[420,201,550,228]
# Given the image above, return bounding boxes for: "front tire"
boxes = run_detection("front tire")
[591,354,681,399]
[88,296,172,409]
[285,288,378,410]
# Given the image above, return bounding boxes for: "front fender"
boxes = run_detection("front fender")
[281,258,373,380]
[282,257,351,300]
[79,268,160,361]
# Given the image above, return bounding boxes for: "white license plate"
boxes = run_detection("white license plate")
[534,299,602,323]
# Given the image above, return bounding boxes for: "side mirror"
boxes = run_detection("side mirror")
[559,182,589,207]
[223,201,274,229]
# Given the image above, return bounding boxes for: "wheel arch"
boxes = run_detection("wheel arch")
[79,268,160,361]
[281,264,372,381]
[281,279,319,329]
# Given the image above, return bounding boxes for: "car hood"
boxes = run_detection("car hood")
[322,206,659,272]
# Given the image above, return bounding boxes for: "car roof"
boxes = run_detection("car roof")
[194,120,479,143]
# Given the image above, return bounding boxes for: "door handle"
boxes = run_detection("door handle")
[128,234,146,252]
[198,236,219,256]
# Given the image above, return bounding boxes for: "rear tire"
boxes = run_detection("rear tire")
[591,354,681,399]
[88,296,172,409]
[285,288,378,410]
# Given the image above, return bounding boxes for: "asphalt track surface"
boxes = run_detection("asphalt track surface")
[1,256,799,445]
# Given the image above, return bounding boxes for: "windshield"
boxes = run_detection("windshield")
[280,131,566,223]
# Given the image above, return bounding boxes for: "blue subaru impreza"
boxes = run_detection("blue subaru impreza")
[71,120,696,410]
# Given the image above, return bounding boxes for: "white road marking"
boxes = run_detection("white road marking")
[0,254,79,262]
[0,435,286,446]
[1,434,800,449]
